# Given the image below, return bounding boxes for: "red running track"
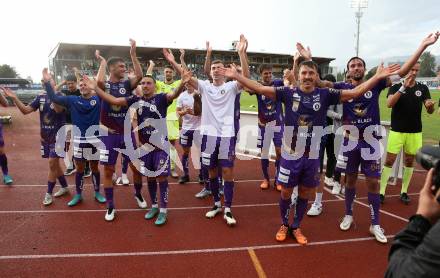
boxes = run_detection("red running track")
[0,107,426,277]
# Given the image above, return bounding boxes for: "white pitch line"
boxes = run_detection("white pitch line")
[354,200,409,223]
[0,193,417,215]
[323,186,410,223]
[5,178,270,188]
[0,235,395,260]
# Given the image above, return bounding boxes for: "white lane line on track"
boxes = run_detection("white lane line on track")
[323,186,409,223]
[0,235,395,260]
[0,193,417,214]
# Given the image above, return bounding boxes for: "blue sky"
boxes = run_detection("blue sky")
[0,0,439,80]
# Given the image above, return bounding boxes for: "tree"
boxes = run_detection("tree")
[365,66,378,80]
[419,51,436,77]
[0,64,19,78]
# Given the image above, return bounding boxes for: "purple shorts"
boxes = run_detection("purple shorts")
[179,129,201,148]
[100,133,136,165]
[336,137,382,178]
[277,156,321,188]
[201,135,236,169]
[257,124,283,149]
[0,124,4,147]
[140,149,170,177]
[41,142,63,159]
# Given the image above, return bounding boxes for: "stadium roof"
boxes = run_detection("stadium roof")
[49,42,335,65]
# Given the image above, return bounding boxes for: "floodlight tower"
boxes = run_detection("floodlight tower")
[351,0,368,56]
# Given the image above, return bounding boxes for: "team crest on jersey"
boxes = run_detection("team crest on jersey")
[90,100,97,106]
[119,88,126,95]
[220,89,226,95]
[149,104,157,112]
[313,102,321,111]
[364,91,373,99]
[415,90,422,97]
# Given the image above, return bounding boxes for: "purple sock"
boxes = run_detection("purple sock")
[223,181,234,208]
[291,197,308,229]
[261,159,270,180]
[210,178,220,202]
[0,154,8,175]
[182,154,189,176]
[279,197,291,226]
[57,175,68,188]
[134,183,142,196]
[47,181,56,194]
[159,180,169,209]
[104,187,114,209]
[122,156,129,174]
[217,167,222,184]
[92,172,100,192]
[147,180,158,205]
[368,192,381,225]
[345,187,356,216]
[75,172,84,194]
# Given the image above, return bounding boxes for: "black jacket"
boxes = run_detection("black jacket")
[385,215,440,278]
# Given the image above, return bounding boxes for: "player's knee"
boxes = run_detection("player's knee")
[384,153,397,167]
[90,161,99,172]
[280,187,293,199]
[404,155,415,167]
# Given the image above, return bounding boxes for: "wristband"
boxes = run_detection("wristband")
[398,85,406,94]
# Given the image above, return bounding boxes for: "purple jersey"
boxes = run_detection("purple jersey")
[30,93,66,144]
[100,79,132,134]
[275,86,341,152]
[257,79,284,125]
[126,93,170,147]
[334,79,388,134]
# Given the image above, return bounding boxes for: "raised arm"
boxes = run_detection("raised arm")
[220,64,276,99]
[341,63,401,102]
[55,80,66,92]
[237,35,250,79]
[146,60,155,75]
[1,87,32,113]
[204,41,212,78]
[95,50,107,89]
[83,75,128,107]
[163,48,198,89]
[396,32,440,79]
[167,69,192,102]
[179,49,188,71]
[129,39,143,89]
[42,68,70,107]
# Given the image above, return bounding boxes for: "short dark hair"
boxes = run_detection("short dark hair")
[107,57,125,67]
[299,60,319,72]
[259,64,273,74]
[164,66,174,71]
[143,75,156,84]
[65,74,77,82]
[211,59,224,65]
[346,57,366,71]
[323,74,336,82]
